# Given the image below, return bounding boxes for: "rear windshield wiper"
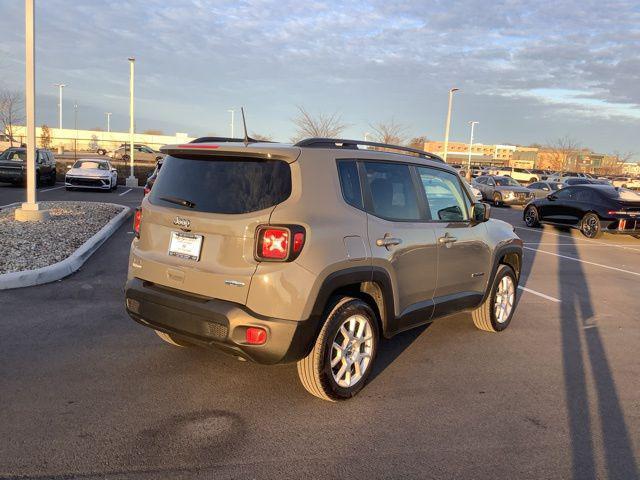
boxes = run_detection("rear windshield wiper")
[159,195,196,208]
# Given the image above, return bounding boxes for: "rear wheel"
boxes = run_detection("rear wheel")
[529,177,537,183]
[524,205,540,227]
[155,330,194,347]
[297,297,379,401]
[472,264,517,332]
[122,154,130,162]
[580,213,602,238]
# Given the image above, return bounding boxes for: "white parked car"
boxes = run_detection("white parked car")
[489,166,539,183]
[611,176,640,190]
[65,159,118,191]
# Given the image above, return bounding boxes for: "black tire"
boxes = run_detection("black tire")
[65,186,74,191]
[155,330,195,347]
[35,173,41,188]
[472,264,517,332]
[580,212,602,239]
[49,170,57,186]
[524,205,540,227]
[297,297,379,401]
[111,180,118,191]
[493,192,503,207]
[97,149,106,155]
[122,154,130,162]
[529,177,537,184]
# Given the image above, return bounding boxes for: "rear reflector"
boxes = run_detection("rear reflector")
[246,327,267,345]
[133,208,142,238]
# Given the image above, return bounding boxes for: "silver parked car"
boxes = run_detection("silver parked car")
[473,175,534,206]
[527,181,563,199]
[65,159,118,191]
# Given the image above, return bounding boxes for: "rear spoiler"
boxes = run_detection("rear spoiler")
[159,142,301,163]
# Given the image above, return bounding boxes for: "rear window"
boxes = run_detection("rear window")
[149,155,291,214]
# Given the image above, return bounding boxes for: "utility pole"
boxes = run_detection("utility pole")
[74,101,78,160]
[467,121,479,181]
[228,109,235,138]
[125,57,137,187]
[16,0,49,222]
[105,112,112,132]
[53,83,66,130]
[442,87,459,163]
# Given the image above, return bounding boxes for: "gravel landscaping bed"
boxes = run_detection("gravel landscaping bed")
[0,201,124,274]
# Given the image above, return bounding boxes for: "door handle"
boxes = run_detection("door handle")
[438,233,458,246]
[376,234,402,249]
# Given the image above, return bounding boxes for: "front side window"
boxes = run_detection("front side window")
[418,167,470,222]
[495,177,521,187]
[363,162,420,221]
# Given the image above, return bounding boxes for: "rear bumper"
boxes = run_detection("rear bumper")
[124,278,320,364]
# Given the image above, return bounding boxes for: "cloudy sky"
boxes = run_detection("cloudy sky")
[1,0,639,155]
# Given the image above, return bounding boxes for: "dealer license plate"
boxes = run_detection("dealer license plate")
[168,231,203,261]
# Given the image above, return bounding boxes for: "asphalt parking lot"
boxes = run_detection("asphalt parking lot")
[1,184,638,479]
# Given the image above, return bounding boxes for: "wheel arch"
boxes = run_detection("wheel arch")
[309,267,395,339]
[481,243,523,304]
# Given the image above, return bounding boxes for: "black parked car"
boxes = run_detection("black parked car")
[523,184,640,238]
[0,147,57,186]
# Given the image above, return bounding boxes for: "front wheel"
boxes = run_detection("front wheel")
[580,213,602,238]
[529,177,537,183]
[472,264,517,332]
[297,297,379,401]
[493,192,503,207]
[97,149,106,155]
[524,205,540,227]
[121,154,130,162]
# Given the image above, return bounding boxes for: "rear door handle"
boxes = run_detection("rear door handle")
[438,233,458,245]
[376,234,402,249]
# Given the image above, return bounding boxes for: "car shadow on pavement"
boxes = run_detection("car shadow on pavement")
[557,232,639,480]
[368,324,430,383]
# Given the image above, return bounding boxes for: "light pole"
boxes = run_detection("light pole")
[105,112,112,132]
[442,87,459,163]
[125,57,137,187]
[53,83,66,130]
[466,121,478,180]
[228,109,235,138]
[74,101,78,160]
[16,0,48,222]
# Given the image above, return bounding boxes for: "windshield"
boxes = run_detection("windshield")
[0,150,27,161]
[495,177,521,187]
[550,183,562,191]
[73,160,108,170]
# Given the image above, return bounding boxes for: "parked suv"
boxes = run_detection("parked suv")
[0,147,57,186]
[124,139,523,401]
[490,166,538,183]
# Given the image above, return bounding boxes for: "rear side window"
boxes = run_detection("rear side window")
[337,160,363,209]
[363,162,420,221]
[149,155,291,214]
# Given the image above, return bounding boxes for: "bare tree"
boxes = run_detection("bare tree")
[598,151,634,176]
[40,124,52,149]
[291,106,347,143]
[369,119,407,146]
[251,132,274,142]
[407,135,430,151]
[0,89,24,147]
[544,136,580,176]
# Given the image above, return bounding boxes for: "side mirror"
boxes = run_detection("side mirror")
[66,164,72,170]
[472,202,490,222]
[547,194,557,200]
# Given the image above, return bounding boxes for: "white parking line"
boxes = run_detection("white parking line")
[119,188,132,196]
[523,246,640,277]
[38,185,64,192]
[515,226,640,252]
[517,285,561,303]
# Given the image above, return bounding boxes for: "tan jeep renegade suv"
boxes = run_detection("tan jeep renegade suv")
[125,138,522,401]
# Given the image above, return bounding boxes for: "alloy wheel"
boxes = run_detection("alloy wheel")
[330,314,374,388]
[494,275,515,324]
[525,207,538,226]
[582,215,600,238]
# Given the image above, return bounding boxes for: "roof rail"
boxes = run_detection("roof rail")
[190,136,263,144]
[294,138,444,162]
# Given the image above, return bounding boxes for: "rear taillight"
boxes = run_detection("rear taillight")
[255,225,305,262]
[133,208,142,238]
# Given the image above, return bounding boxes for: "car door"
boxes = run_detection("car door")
[416,166,492,317]
[541,187,576,224]
[362,161,439,332]
[529,182,550,199]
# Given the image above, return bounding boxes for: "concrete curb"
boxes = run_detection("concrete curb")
[0,203,132,290]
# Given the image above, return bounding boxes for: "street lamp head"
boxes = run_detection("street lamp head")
[450,87,459,93]
[128,57,135,62]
